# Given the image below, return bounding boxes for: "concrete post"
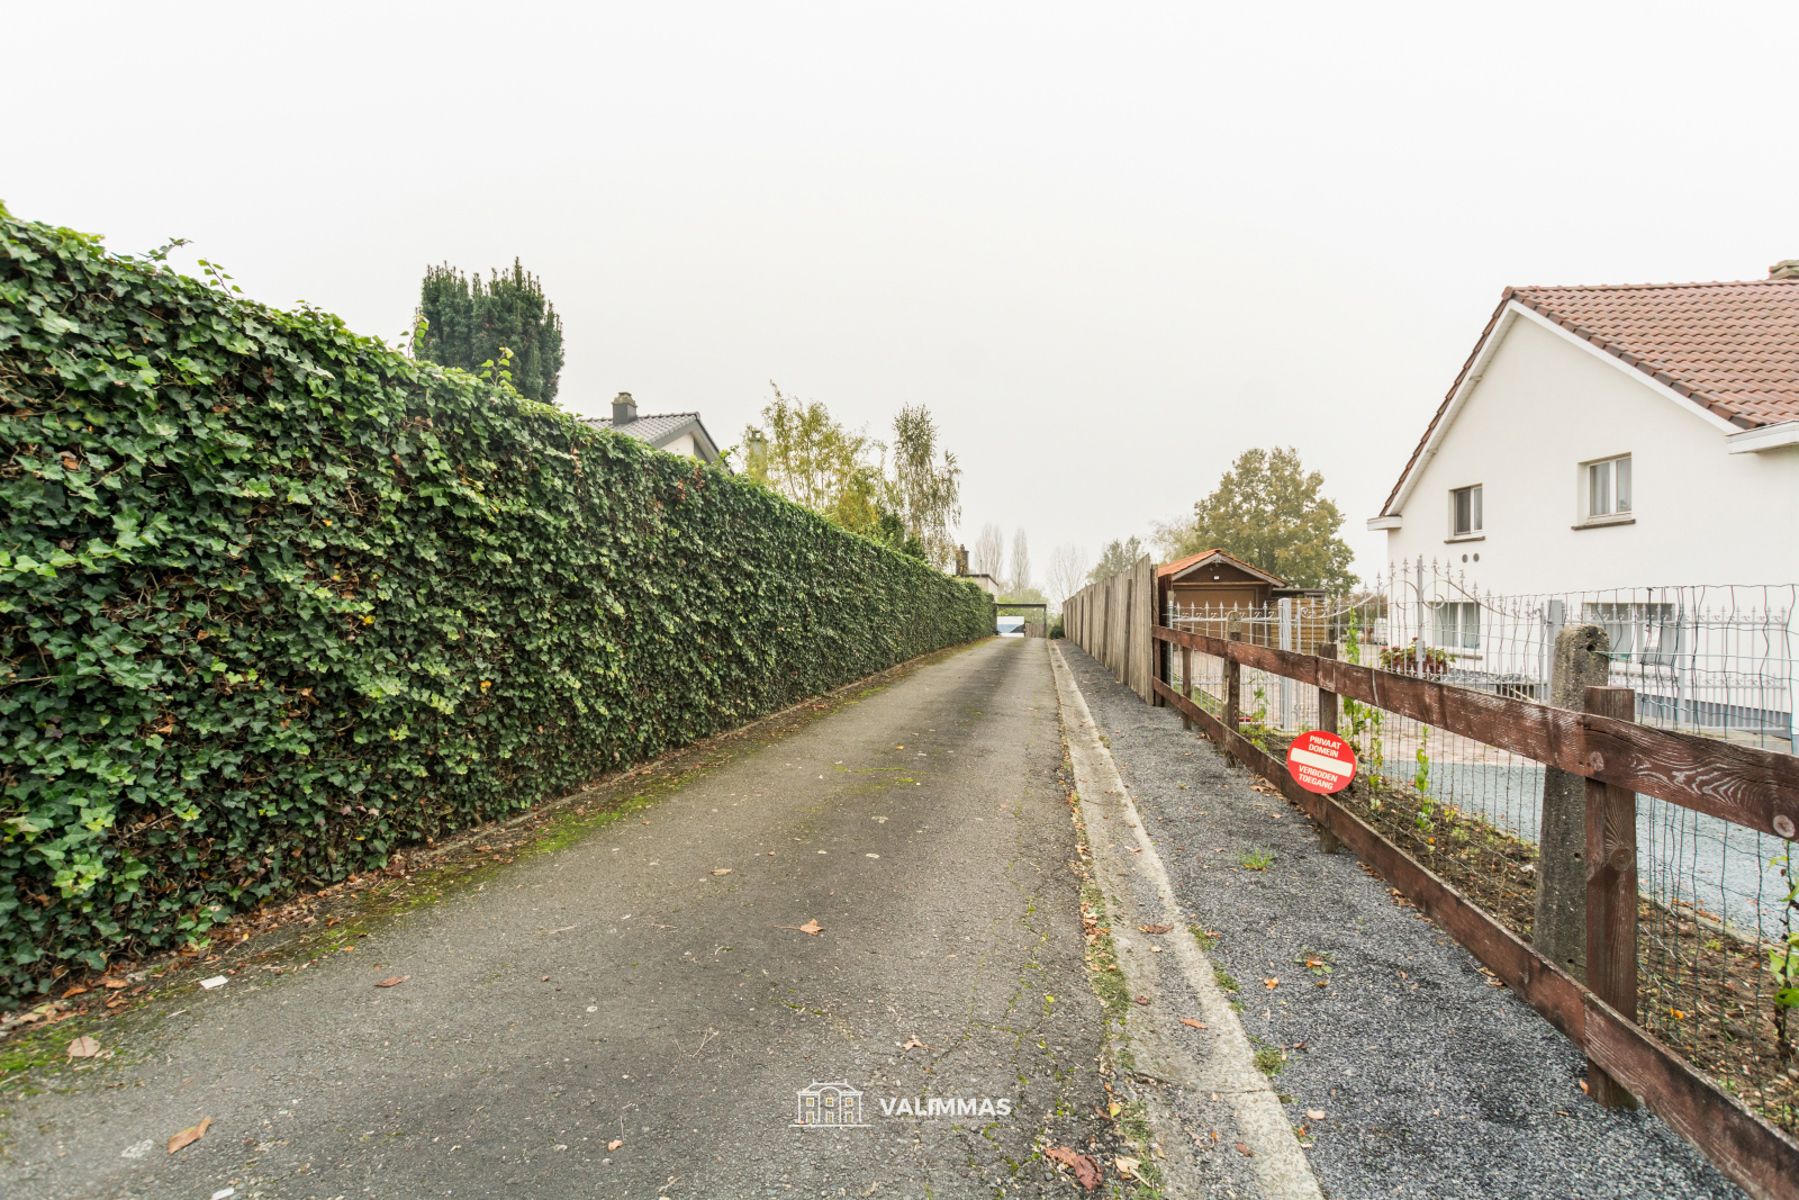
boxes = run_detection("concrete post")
[1533,622,1612,980]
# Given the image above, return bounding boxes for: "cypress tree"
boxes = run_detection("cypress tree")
[414,258,565,404]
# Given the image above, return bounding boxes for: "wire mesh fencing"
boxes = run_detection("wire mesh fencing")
[1164,563,1799,1131]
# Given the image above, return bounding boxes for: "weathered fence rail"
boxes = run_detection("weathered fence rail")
[1152,623,1799,1200]
[1157,625,1799,836]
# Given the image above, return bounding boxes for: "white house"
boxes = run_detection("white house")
[1367,268,1799,738]
[586,392,726,468]
[1370,270,1799,586]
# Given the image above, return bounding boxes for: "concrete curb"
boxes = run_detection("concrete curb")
[1051,642,1323,1200]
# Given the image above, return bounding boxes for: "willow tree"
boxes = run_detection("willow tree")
[887,405,961,571]
[742,384,884,532]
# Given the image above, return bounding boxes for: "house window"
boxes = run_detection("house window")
[1583,454,1632,521]
[1449,485,1483,537]
[1582,602,1681,667]
[1430,601,1480,651]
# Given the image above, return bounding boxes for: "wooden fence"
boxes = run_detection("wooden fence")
[1064,555,1155,702]
[1152,623,1799,1200]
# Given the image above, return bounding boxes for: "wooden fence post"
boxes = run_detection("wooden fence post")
[1224,619,1243,740]
[1585,684,1640,1110]
[1316,641,1338,735]
[1148,557,1165,708]
[1314,641,1342,853]
[1149,598,1165,704]
[1179,644,1193,732]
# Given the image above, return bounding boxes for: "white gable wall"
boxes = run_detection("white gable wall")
[658,431,699,459]
[1383,314,1799,594]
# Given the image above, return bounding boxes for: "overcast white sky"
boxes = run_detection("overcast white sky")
[10,2,1796,592]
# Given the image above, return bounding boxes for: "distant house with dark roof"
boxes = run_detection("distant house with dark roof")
[585,393,726,469]
[1368,266,1799,596]
[951,545,1001,599]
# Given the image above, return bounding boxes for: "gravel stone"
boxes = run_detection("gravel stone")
[1062,643,1741,1200]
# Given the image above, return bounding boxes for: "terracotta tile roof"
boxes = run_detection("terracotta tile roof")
[1157,548,1286,587]
[1379,278,1799,516]
[1509,281,1799,427]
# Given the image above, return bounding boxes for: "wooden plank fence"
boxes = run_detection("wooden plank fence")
[1150,623,1799,1200]
[1063,555,1155,702]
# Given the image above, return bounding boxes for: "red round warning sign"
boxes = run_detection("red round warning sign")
[1287,731,1357,794]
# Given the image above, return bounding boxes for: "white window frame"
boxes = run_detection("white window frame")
[1579,454,1632,524]
[1429,600,1481,651]
[1582,601,1681,668]
[1448,484,1483,539]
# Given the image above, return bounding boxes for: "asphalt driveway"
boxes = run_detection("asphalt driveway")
[3,639,1113,1199]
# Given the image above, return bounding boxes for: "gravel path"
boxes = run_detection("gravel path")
[1061,644,1741,1200]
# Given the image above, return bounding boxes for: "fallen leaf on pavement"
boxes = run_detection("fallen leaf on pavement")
[710,868,732,876]
[903,1036,925,1051]
[1305,1108,1326,1121]
[795,919,823,936]
[1178,1017,1208,1030]
[101,976,129,990]
[1043,1145,1103,1191]
[374,975,409,988]
[1133,994,1150,1006]
[167,1116,212,1154]
[1115,1155,1141,1180]
[66,1035,100,1059]
[1234,1141,1255,1157]
[1137,924,1172,934]
[1263,978,1280,990]
[62,984,89,999]
[607,1138,623,1151]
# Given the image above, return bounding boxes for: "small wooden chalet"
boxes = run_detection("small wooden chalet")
[1157,549,1329,651]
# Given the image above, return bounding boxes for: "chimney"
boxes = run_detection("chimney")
[1769,260,1799,281]
[955,544,970,575]
[611,392,637,425]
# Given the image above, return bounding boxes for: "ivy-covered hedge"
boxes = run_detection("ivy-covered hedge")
[0,212,991,1007]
